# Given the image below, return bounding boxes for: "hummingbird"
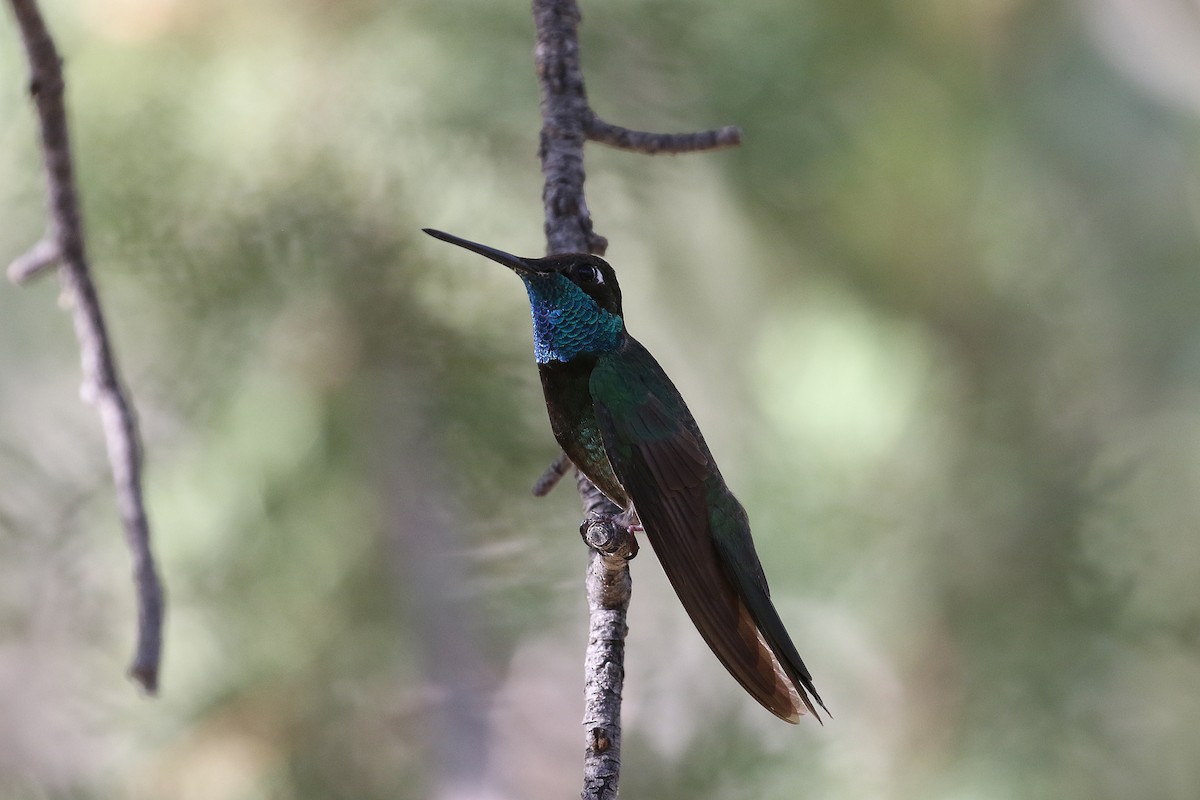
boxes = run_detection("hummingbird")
[424,228,827,723]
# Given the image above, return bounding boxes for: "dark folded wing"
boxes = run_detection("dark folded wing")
[590,343,818,722]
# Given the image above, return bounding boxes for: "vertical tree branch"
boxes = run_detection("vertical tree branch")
[5,0,164,693]
[532,3,628,796]
[531,0,740,796]
[533,0,607,258]
[577,473,637,800]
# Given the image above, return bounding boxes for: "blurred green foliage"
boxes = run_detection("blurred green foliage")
[3,0,1200,797]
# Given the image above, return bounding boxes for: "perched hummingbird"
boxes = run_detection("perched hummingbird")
[424,228,827,723]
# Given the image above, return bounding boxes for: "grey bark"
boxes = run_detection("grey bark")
[530,0,740,795]
[5,0,164,693]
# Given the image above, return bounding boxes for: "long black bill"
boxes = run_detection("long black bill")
[423,229,532,274]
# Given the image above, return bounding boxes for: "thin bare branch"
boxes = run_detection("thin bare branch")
[6,0,164,693]
[532,1,633,796]
[532,450,574,497]
[576,471,632,800]
[531,0,741,794]
[586,113,742,155]
[7,236,61,283]
[533,0,606,257]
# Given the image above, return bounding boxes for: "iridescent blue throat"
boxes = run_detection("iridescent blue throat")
[522,274,624,364]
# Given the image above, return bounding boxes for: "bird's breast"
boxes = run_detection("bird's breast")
[537,359,630,508]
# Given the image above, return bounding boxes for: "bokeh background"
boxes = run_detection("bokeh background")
[3,0,1200,797]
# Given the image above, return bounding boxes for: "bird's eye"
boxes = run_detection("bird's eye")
[574,264,603,285]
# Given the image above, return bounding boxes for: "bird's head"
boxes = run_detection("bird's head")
[424,228,625,363]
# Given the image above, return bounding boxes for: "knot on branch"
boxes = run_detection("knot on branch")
[580,513,639,561]
[588,726,612,754]
[586,228,608,256]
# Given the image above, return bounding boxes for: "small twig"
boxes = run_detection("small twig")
[532,450,574,496]
[586,113,742,155]
[6,0,164,693]
[7,236,61,283]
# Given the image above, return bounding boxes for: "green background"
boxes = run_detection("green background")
[3,0,1199,797]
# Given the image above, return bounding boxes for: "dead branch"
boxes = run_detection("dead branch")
[586,113,742,155]
[530,0,740,795]
[5,0,164,694]
[532,450,574,497]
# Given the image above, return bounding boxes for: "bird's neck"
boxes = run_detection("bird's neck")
[524,276,624,364]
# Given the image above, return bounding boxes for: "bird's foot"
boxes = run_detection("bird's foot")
[615,507,642,534]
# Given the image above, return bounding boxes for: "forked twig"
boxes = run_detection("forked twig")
[6,0,164,693]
